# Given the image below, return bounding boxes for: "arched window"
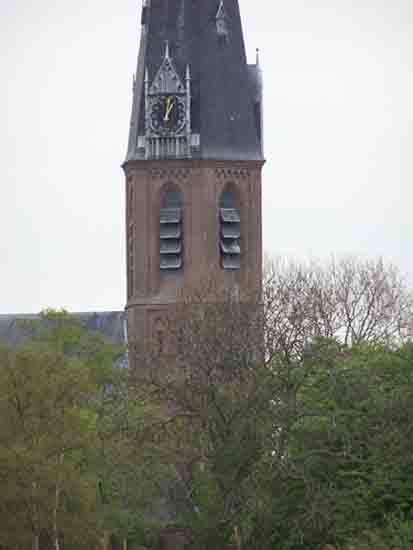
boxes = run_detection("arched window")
[160,184,183,271]
[219,187,241,270]
[153,318,165,356]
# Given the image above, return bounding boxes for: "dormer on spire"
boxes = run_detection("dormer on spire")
[216,0,229,38]
[216,0,227,20]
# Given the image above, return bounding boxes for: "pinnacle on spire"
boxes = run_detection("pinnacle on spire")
[164,41,170,60]
[141,0,150,25]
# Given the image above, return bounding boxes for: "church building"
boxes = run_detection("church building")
[1,0,263,356]
[124,0,264,347]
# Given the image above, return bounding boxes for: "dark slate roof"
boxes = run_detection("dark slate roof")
[0,312,127,349]
[126,0,263,162]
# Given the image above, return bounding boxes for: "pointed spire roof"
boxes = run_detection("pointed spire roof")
[126,0,263,162]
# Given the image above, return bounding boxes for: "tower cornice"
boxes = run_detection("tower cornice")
[122,158,265,174]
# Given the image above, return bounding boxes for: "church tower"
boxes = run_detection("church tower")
[123,0,264,349]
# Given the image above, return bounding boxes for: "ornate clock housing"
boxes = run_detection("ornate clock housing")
[150,94,186,136]
[141,43,198,159]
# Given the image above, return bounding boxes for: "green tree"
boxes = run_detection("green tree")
[0,310,121,550]
[248,341,413,550]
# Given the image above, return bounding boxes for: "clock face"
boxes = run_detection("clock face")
[150,95,186,136]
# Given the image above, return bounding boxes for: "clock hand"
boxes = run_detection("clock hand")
[164,97,174,122]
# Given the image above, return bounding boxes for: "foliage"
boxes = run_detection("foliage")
[1,256,413,549]
[0,310,160,550]
[244,341,413,550]
[341,514,413,550]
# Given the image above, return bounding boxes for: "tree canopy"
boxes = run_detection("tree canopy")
[1,257,413,550]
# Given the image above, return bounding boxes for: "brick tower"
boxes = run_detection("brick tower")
[123,0,264,349]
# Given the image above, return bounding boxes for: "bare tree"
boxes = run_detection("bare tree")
[129,287,273,550]
[264,256,413,360]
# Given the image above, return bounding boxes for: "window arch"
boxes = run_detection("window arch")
[219,185,241,270]
[160,183,183,271]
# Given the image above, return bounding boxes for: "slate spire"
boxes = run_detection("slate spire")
[126,0,263,162]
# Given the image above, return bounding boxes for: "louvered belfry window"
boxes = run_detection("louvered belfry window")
[160,187,183,271]
[220,189,241,270]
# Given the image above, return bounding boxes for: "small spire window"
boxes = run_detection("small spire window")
[160,186,183,271]
[219,189,241,270]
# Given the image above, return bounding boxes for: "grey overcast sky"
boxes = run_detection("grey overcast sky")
[1,0,412,314]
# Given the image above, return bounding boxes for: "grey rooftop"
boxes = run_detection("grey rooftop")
[0,312,127,349]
